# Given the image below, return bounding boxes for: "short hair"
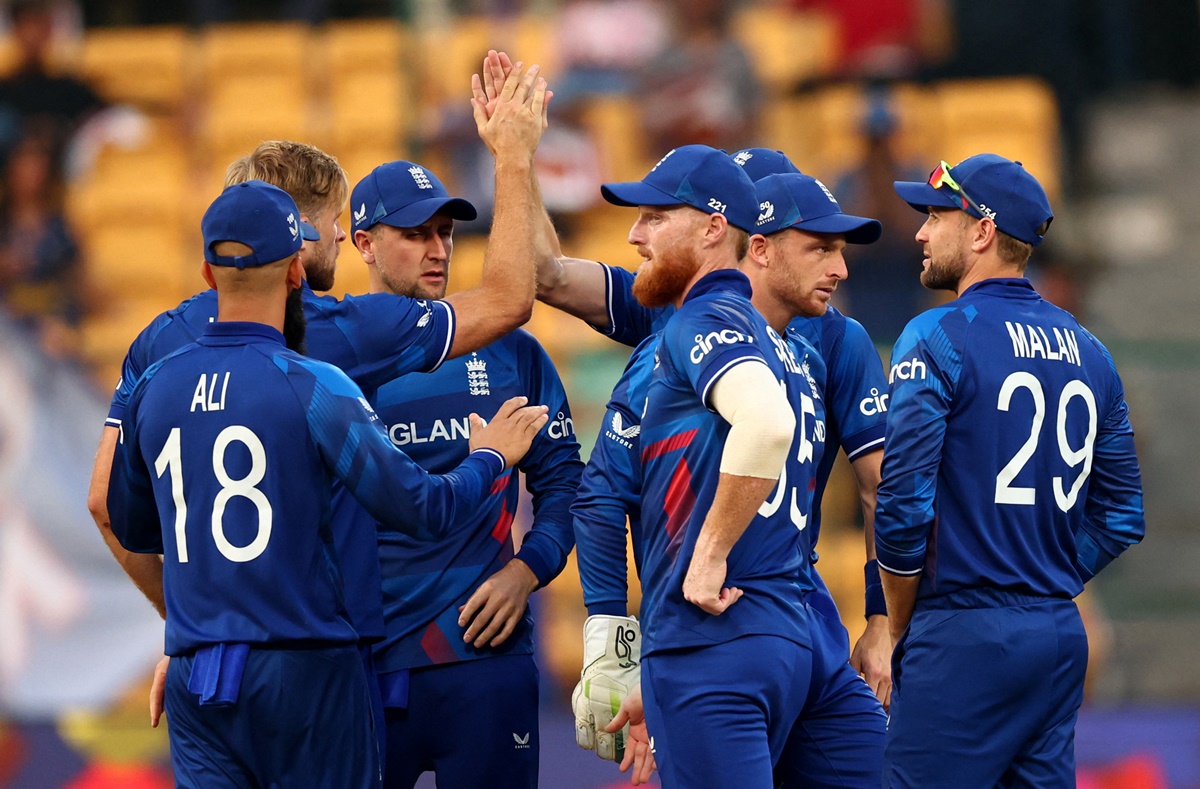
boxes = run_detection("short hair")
[224,141,348,219]
[731,227,750,261]
[996,229,1033,268]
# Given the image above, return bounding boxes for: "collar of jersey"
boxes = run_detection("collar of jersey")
[200,321,286,345]
[683,268,753,304]
[960,277,1037,299]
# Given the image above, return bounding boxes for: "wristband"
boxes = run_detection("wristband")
[864,558,887,618]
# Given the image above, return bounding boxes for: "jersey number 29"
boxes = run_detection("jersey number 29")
[995,372,1097,511]
[154,426,273,563]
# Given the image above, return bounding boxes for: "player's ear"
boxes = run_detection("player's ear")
[701,212,728,249]
[747,234,770,270]
[971,216,997,254]
[200,261,217,290]
[353,229,375,263]
[286,254,304,289]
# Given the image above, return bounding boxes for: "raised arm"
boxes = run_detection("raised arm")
[442,62,547,357]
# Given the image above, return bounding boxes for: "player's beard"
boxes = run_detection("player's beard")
[921,245,967,292]
[632,243,700,308]
[303,240,337,292]
[283,286,307,354]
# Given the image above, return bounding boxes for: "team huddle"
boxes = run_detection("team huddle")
[86,51,1145,789]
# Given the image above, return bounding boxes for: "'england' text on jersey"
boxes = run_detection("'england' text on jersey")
[389,417,471,446]
[1005,321,1080,366]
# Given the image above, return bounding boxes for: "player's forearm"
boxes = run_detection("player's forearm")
[694,473,779,562]
[880,572,919,643]
[850,450,883,562]
[104,533,167,619]
[480,158,538,319]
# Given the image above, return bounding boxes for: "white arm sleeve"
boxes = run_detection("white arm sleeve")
[709,360,796,479]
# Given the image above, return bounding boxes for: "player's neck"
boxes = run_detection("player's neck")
[215,292,287,334]
[956,253,1022,296]
[673,253,740,308]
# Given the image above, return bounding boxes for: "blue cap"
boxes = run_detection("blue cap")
[753,173,882,244]
[730,147,801,181]
[600,144,759,233]
[893,153,1053,246]
[202,180,317,269]
[350,160,477,233]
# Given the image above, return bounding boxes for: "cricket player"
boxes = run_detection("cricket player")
[347,158,583,789]
[877,153,1146,787]
[107,180,548,789]
[569,163,890,787]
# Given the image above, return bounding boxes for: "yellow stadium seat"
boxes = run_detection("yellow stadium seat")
[328,71,410,151]
[203,76,312,154]
[79,26,190,111]
[199,23,311,83]
[731,6,838,93]
[322,19,406,75]
[578,96,651,183]
[416,15,491,106]
[934,78,1061,199]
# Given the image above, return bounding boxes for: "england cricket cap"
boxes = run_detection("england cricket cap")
[600,144,759,233]
[893,153,1054,246]
[350,160,477,233]
[202,180,317,269]
[753,173,882,244]
[730,147,802,181]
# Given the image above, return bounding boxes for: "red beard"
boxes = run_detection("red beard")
[632,244,701,308]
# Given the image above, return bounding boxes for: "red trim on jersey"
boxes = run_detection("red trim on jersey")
[641,428,698,463]
[663,458,696,541]
[420,622,459,665]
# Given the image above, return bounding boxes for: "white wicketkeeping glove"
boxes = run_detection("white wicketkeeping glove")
[571,614,641,762]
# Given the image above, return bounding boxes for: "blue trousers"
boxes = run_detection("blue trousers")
[166,645,379,788]
[642,634,813,789]
[382,654,539,789]
[883,591,1088,788]
[775,579,887,788]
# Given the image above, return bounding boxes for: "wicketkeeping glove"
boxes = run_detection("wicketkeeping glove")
[571,614,641,762]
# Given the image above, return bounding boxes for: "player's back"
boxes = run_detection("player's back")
[885,278,1140,600]
[126,323,358,655]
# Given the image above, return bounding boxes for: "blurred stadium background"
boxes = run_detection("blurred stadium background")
[0,0,1198,786]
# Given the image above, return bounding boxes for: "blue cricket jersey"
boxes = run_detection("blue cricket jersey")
[108,322,504,656]
[365,330,583,670]
[587,263,887,548]
[105,281,456,641]
[636,270,825,656]
[875,278,1145,600]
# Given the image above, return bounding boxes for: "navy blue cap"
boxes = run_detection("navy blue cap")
[202,180,316,269]
[754,173,882,244]
[350,160,477,233]
[601,144,759,233]
[730,147,801,181]
[893,153,1053,246]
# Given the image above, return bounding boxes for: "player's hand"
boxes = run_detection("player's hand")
[470,59,550,159]
[457,558,539,648]
[468,396,549,468]
[682,553,742,615]
[572,615,641,763]
[851,614,894,711]
[605,683,657,785]
[470,49,514,121]
[149,655,169,727]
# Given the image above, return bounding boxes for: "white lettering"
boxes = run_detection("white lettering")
[389,418,472,447]
[889,358,927,383]
[547,412,575,440]
[1006,322,1081,366]
[190,372,230,412]
[689,329,754,364]
[859,387,889,416]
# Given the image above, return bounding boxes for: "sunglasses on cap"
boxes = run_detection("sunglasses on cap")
[928,160,995,222]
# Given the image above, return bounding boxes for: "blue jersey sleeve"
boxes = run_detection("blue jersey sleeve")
[1074,346,1146,581]
[827,316,889,459]
[280,355,503,541]
[590,264,673,348]
[510,336,584,587]
[875,308,965,576]
[309,294,456,391]
[107,372,166,554]
[662,296,769,406]
[107,314,171,427]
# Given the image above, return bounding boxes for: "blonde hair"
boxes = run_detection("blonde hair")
[224,140,348,220]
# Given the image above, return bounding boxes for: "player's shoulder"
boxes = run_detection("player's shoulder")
[133,290,216,347]
[274,347,361,395]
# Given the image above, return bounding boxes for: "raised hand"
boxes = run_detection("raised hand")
[470,53,550,156]
[468,396,549,468]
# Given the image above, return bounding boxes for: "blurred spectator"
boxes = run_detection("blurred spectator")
[0,129,87,357]
[789,0,922,78]
[551,0,669,102]
[830,87,929,345]
[0,0,105,155]
[635,0,761,154]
